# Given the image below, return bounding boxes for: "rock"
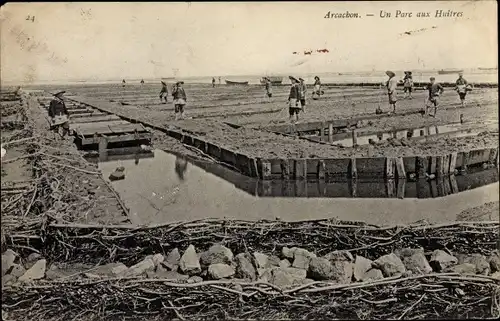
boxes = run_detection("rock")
[269,267,307,289]
[93,263,128,277]
[292,248,316,270]
[179,245,201,275]
[18,259,46,282]
[2,274,17,286]
[84,273,101,279]
[25,253,42,270]
[282,247,296,259]
[208,263,235,279]
[200,244,233,266]
[163,248,181,271]
[458,254,490,275]
[488,252,500,272]
[374,253,406,277]
[149,267,189,281]
[491,271,500,280]
[429,250,458,272]
[353,256,373,281]
[150,254,165,267]
[361,269,384,282]
[235,253,257,281]
[9,264,26,278]
[279,259,291,268]
[268,255,281,267]
[324,250,354,263]
[2,249,18,276]
[308,257,333,280]
[399,250,432,275]
[187,276,203,283]
[330,260,354,283]
[109,171,125,181]
[445,263,476,275]
[125,258,155,277]
[257,268,272,282]
[254,252,269,269]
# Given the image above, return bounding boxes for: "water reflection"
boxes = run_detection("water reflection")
[97,149,499,225]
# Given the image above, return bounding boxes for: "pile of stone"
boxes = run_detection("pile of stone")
[3,245,500,289]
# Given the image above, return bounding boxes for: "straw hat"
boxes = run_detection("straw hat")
[176,81,184,85]
[430,77,436,81]
[299,78,304,81]
[385,71,396,77]
[54,91,66,97]
[314,76,320,80]
[289,76,299,82]
[161,81,167,86]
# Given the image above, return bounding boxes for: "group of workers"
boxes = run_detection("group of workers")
[158,81,188,120]
[385,70,471,117]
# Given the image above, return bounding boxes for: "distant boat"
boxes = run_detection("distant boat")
[478,67,497,71]
[260,76,283,85]
[225,80,249,85]
[438,69,463,75]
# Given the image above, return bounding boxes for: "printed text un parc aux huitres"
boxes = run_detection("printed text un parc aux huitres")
[324,10,463,19]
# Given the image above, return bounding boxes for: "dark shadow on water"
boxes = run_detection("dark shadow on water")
[174,155,188,181]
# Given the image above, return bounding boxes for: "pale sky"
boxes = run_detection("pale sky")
[0,1,497,82]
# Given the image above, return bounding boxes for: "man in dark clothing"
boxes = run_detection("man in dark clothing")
[264,77,273,99]
[122,79,126,87]
[212,77,216,88]
[172,81,187,120]
[298,78,307,113]
[48,91,70,137]
[312,76,322,100]
[159,81,168,103]
[288,76,301,123]
[455,72,469,107]
[426,77,444,117]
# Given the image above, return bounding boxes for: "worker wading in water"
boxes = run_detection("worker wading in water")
[298,78,307,113]
[122,79,126,87]
[159,81,168,103]
[403,71,414,99]
[172,81,187,120]
[312,76,322,100]
[426,77,444,117]
[264,77,273,99]
[385,71,398,113]
[455,72,471,107]
[288,76,301,123]
[48,91,70,137]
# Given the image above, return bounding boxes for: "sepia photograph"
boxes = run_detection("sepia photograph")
[0,1,498,320]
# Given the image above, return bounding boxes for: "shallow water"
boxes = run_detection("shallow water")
[98,149,499,225]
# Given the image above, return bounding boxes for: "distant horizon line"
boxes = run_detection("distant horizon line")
[1,66,497,85]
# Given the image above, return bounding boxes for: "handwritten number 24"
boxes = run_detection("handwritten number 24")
[26,15,35,22]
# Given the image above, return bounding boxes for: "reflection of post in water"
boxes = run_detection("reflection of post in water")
[396,178,406,199]
[348,178,357,197]
[134,150,140,165]
[98,137,108,162]
[174,155,188,180]
[386,179,395,198]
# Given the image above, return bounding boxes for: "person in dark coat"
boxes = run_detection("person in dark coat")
[288,76,301,123]
[159,81,168,103]
[172,81,187,120]
[403,71,413,99]
[455,72,470,107]
[298,78,307,113]
[426,77,444,117]
[122,79,126,87]
[212,77,216,88]
[48,91,70,137]
[264,77,273,99]
[312,76,322,100]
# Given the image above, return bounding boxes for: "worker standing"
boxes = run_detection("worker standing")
[455,72,469,107]
[264,77,273,99]
[426,77,444,117]
[122,79,126,87]
[288,76,301,123]
[218,77,221,86]
[172,81,187,120]
[403,71,414,99]
[159,81,168,103]
[212,77,216,88]
[48,91,70,137]
[298,78,307,113]
[385,71,398,113]
[312,76,322,100]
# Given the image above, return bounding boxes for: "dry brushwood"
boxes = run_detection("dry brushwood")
[2,273,499,320]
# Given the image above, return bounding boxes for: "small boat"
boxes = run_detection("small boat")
[225,80,249,85]
[260,76,283,85]
[438,69,463,75]
[478,67,497,71]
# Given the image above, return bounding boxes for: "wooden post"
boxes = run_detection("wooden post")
[419,129,425,137]
[352,130,357,147]
[350,158,357,179]
[429,156,437,175]
[395,157,406,178]
[430,179,438,198]
[436,177,445,197]
[449,152,457,174]
[436,156,445,177]
[98,136,108,161]
[489,148,498,165]
[294,159,307,180]
[386,158,395,179]
[317,160,326,179]
[417,156,428,178]
[320,122,326,142]
[449,175,459,194]
[396,179,406,199]
[368,145,374,157]
[281,159,290,179]
[260,160,272,180]
[386,179,395,198]
[349,178,358,197]
[328,123,333,143]
[443,154,450,175]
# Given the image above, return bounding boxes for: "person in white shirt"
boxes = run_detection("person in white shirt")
[385,71,398,113]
